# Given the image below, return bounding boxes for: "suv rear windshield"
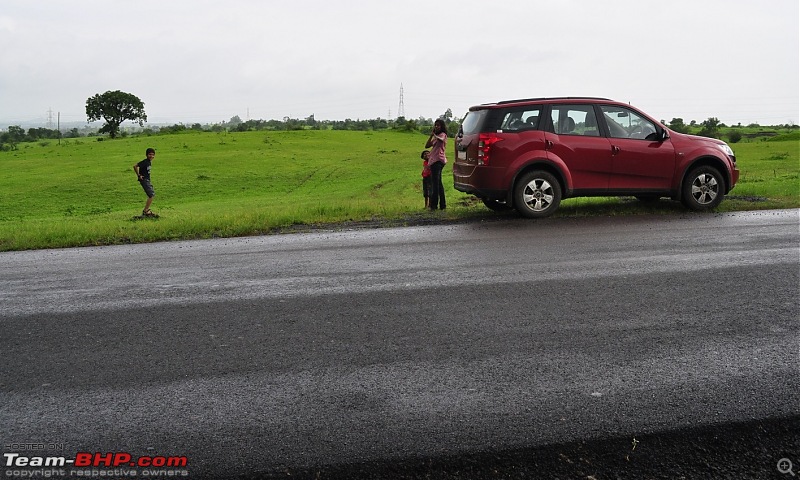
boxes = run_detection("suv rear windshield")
[461,109,488,135]
[462,106,543,134]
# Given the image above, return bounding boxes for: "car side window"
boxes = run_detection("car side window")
[599,105,657,140]
[500,108,542,132]
[549,105,599,136]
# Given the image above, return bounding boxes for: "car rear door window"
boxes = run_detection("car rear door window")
[549,105,600,136]
[499,107,542,132]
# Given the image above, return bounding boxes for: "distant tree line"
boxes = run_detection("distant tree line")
[0,125,89,150]
[202,110,459,135]
[7,86,796,150]
[663,117,797,143]
[9,89,797,150]
[0,109,458,150]
[115,109,461,138]
[3,111,796,151]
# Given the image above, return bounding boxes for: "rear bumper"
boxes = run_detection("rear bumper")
[453,182,507,201]
[453,163,509,200]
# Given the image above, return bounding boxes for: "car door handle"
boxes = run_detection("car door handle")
[611,145,621,155]
[546,140,554,150]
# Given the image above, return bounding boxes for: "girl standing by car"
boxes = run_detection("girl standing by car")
[425,118,448,210]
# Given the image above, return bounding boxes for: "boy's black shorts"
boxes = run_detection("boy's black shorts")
[139,178,155,198]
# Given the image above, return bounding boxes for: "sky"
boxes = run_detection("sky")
[1,0,798,127]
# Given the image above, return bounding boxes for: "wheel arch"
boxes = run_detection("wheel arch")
[679,155,731,195]
[506,159,570,205]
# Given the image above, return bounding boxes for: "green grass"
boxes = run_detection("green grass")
[1,130,798,251]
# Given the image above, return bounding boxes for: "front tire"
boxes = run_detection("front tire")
[513,170,562,218]
[681,166,725,210]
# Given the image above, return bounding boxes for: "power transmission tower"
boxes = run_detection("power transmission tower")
[398,83,405,118]
[47,108,54,129]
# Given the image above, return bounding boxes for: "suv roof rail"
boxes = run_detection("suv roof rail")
[492,96,613,105]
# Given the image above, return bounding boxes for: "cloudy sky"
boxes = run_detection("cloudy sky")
[1,0,797,127]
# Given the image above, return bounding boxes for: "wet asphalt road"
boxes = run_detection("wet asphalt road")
[1,209,798,479]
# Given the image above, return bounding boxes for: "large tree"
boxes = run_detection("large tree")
[85,90,147,138]
[667,118,690,134]
[0,125,26,149]
[697,117,722,139]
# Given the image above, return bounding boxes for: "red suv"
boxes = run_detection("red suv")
[453,97,740,218]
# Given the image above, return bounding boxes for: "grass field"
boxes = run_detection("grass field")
[1,130,797,251]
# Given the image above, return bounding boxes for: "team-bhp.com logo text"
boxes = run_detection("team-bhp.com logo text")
[4,452,189,477]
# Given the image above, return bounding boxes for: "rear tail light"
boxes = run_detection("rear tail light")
[478,133,502,166]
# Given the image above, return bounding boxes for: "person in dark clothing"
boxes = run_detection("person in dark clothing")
[133,148,156,216]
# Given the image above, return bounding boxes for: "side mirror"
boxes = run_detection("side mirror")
[660,128,670,142]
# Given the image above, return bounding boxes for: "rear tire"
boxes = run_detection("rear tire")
[681,166,725,210]
[513,170,562,218]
